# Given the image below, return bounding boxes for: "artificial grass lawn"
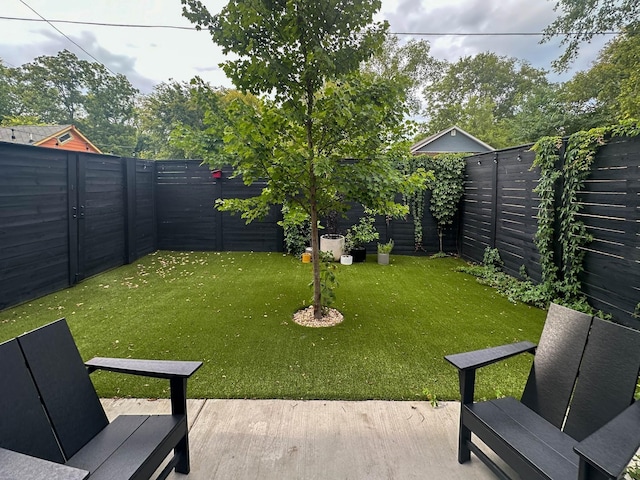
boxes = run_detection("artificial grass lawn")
[0,251,547,401]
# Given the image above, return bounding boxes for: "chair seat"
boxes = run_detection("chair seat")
[67,414,186,480]
[464,397,579,480]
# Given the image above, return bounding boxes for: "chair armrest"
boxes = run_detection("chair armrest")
[0,447,89,480]
[574,400,640,479]
[445,341,536,372]
[86,357,202,416]
[85,357,202,379]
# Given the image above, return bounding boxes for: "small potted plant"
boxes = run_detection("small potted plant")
[377,239,394,265]
[340,253,353,265]
[344,214,379,263]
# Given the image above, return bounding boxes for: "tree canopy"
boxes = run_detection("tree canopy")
[181,0,426,318]
[0,50,138,156]
[422,52,550,148]
[543,0,640,70]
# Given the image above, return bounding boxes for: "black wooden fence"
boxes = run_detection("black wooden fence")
[0,144,447,310]
[460,136,639,327]
[2,138,636,326]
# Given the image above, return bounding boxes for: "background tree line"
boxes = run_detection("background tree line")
[0,21,638,155]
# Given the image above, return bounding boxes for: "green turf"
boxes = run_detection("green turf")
[0,251,546,401]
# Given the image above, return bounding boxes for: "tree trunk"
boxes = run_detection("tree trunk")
[305,83,322,320]
[310,173,322,319]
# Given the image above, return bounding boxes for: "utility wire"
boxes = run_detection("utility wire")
[0,15,623,36]
[16,1,118,76]
[1,15,196,30]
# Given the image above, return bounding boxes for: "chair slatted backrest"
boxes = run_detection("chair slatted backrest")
[520,303,593,429]
[0,339,65,463]
[563,317,640,441]
[17,319,109,459]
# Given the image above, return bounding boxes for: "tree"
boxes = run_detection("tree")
[423,53,549,148]
[542,0,640,70]
[80,66,138,156]
[137,79,211,159]
[561,24,640,125]
[362,35,443,116]
[182,0,426,319]
[10,50,138,156]
[167,81,261,163]
[0,62,17,123]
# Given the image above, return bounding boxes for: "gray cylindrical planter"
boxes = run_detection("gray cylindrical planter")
[377,253,390,265]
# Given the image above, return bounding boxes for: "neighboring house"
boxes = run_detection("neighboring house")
[411,126,494,155]
[0,125,102,154]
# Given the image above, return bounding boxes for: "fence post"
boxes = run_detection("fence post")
[214,172,223,251]
[490,151,499,249]
[553,139,567,281]
[67,152,79,286]
[124,157,137,264]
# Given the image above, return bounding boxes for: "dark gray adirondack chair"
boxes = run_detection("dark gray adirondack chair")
[0,318,202,480]
[445,303,640,480]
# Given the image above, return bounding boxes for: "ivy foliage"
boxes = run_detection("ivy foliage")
[396,153,465,252]
[457,248,549,308]
[531,119,640,310]
[424,154,466,252]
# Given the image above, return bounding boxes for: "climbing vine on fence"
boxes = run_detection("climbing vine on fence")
[396,153,465,251]
[531,136,562,302]
[396,154,429,250]
[424,154,466,253]
[531,120,640,309]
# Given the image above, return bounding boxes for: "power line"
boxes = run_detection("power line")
[392,31,622,36]
[16,1,118,76]
[0,15,196,30]
[0,15,623,37]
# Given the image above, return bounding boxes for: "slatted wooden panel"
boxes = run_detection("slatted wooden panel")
[0,144,70,310]
[218,166,283,252]
[578,136,640,325]
[459,151,496,263]
[134,160,156,257]
[155,161,219,250]
[80,153,127,279]
[494,148,542,282]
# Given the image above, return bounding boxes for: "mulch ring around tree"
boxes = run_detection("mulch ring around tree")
[292,306,344,327]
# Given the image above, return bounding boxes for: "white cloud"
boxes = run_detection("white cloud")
[0,0,610,93]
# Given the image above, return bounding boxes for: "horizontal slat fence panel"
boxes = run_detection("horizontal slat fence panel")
[217,166,283,252]
[80,154,127,279]
[155,161,219,251]
[459,151,496,263]
[578,137,639,324]
[134,160,156,258]
[460,137,639,328]
[0,144,70,310]
[494,148,541,282]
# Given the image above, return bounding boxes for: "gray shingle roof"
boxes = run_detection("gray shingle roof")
[0,125,73,145]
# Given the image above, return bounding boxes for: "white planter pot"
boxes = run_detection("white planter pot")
[320,234,345,262]
[340,255,353,265]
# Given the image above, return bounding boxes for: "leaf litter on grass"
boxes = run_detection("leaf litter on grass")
[0,251,546,400]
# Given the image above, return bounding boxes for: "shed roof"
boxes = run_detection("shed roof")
[410,126,494,154]
[0,125,102,153]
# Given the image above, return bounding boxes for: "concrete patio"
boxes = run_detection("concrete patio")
[102,398,507,479]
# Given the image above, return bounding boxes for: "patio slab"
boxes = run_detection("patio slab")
[102,399,507,479]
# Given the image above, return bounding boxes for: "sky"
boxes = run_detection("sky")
[0,0,612,94]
